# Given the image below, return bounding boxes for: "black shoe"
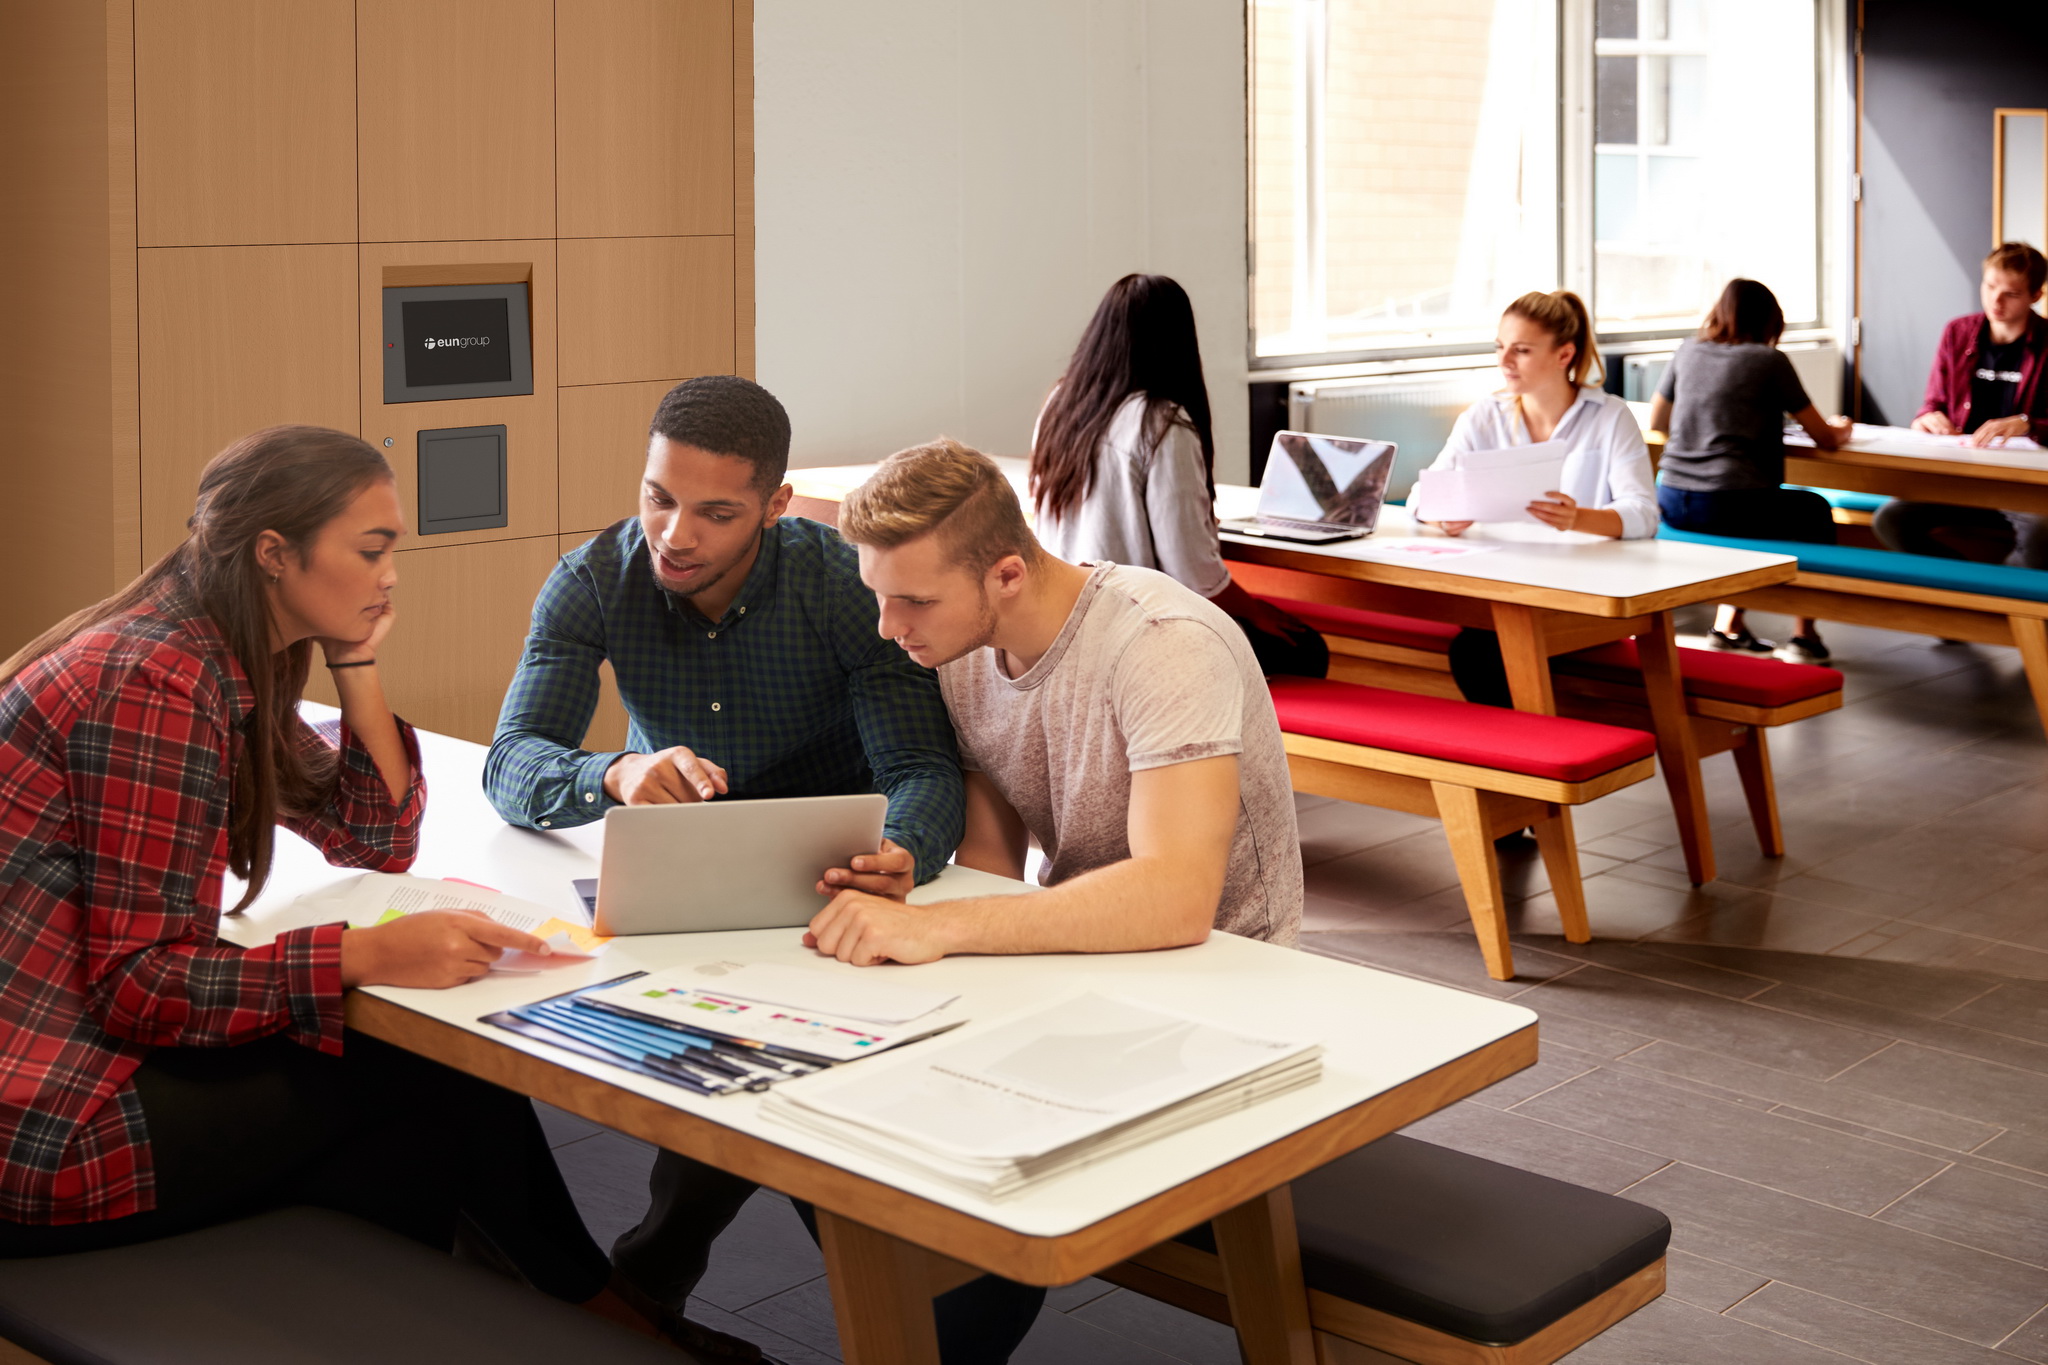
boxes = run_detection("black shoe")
[1775,635,1830,664]
[651,1306,772,1363]
[1708,627,1777,653]
[1494,828,1535,849]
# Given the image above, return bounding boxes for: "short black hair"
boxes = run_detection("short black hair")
[648,376,792,498]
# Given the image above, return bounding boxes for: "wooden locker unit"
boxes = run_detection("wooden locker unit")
[558,378,680,535]
[138,245,360,560]
[558,236,737,385]
[356,0,555,244]
[334,535,564,742]
[359,244,560,551]
[0,1,140,653]
[2,0,752,745]
[135,0,355,247]
[557,0,735,239]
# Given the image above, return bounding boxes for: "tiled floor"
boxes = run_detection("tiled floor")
[547,608,2048,1363]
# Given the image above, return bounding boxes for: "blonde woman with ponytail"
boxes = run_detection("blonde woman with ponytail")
[1416,291,1659,706]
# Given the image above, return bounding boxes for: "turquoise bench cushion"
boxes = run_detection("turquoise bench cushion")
[1657,525,2048,604]
[1788,485,1887,514]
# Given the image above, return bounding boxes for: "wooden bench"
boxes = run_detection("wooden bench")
[0,1207,678,1365]
[1103,1134,1671,1365]
[1270,678,1657,981]
[1264,595,1846,860]
[1657,527,2048,731]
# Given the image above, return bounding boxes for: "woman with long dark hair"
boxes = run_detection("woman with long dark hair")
[1648,277,1851,661]
[0,427,667,1338]
[1031,273,1328,677]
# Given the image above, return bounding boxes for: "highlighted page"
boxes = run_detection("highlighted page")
[342,873,610,968]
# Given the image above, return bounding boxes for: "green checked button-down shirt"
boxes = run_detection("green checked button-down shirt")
[484,517,964,884]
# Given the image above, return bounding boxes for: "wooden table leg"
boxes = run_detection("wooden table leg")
[1636,611,1716,884]
[2012,615,2048,737]
[1212,1186,1318,1365]
[817,1208,942,1365]
[1491,601,1557,713]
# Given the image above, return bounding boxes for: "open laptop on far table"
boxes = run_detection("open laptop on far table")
[592,793,887,935]
[1220,431,1397,543]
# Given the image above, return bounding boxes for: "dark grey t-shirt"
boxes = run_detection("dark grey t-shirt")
[1656,339,1812,492]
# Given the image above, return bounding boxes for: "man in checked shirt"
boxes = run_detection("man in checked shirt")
[485,375,992,1361]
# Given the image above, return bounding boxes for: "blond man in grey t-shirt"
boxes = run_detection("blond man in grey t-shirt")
[809,438,1302,968]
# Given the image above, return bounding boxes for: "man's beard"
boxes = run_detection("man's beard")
[923,587,1000,668]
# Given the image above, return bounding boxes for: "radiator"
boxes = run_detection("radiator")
[1287,369,1500,501]
[1621,340,1844,413]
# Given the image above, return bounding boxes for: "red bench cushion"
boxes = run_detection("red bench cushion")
[1259,596,1460,652]
[1269,678,1656,783]
[1555,641,1842,708]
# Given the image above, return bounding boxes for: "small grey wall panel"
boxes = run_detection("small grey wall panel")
[417,424,508,534]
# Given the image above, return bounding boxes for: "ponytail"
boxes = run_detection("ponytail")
[1504,290,1603,389]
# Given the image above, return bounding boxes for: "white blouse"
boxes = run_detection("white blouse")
[1419,387,1660,540]
[1032,393,1233,598]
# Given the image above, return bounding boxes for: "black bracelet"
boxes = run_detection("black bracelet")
[326,660,376,670]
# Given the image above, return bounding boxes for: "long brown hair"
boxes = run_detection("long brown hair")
[1503,289,1604,388]
[1031,274,1214,522]
[1,426,394,909]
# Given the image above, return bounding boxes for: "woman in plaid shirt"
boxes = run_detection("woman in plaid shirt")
[0,429,665,1335]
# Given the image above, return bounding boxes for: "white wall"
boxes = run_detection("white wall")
[754,1,1252,482]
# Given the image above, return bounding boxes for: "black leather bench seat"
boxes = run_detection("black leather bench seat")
[0,1206,683,1365]
[1175,1134,1671,1345]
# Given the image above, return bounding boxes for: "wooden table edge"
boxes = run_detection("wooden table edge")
[1787,447,2048,486]
[345,995,1538,1286]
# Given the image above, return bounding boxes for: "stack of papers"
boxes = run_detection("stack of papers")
[583,964,966,1064]
[1412,441,1568,523]
[760,993,1322,1199]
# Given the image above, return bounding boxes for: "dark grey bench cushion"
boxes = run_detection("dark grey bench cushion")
[0,1207,682,1365]
[1175,1134,1670,1345]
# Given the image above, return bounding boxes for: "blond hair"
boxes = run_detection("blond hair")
[839,438,1039,575]
[1503,289,1603,389]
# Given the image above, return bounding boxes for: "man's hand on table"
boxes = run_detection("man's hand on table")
[1911,411,1958,436]
[1969,415,2031,447]
[816,837,916,900]
[805,890,954,966]
[603,746,729,804]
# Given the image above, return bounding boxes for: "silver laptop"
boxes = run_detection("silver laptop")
[592,794,888,936]
[1220,431,1397,543]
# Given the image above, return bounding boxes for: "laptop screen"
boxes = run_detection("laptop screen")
[1256,432,1397,527]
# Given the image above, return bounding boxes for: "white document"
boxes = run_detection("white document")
[322,873,609,968]
[1936,433,2042,451]
[761,992,1321,1195]
[1412,441,1568,523]
[584,967,967,1061]
[700,963,957,1025]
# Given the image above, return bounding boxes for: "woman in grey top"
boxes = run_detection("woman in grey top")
[1649,278,1852,663]
[1031,274,1327,677]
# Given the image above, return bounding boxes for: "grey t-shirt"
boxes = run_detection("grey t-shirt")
[1656,339,1812,492]
[937,563,1302,945]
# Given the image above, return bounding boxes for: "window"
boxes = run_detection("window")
[1250,0,1558,359]
[1592,0,1818,331]
[1250,0,1825,363]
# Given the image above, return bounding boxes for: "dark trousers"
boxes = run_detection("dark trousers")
[1873,500,2048,569]
[1656,484,1839,546]
[1446,628,1516,709]
[0,1032,612,1303]
[1229,610,1330,679]
[613,1150,1046,1365]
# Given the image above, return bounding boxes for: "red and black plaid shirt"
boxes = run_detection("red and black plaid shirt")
[0,589,425,1224]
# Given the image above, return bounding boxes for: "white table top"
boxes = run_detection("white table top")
[1788,423,2048,476]
[791,459,1794,609]
[1216,488,1794,605]
[224,713,1535,1238]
